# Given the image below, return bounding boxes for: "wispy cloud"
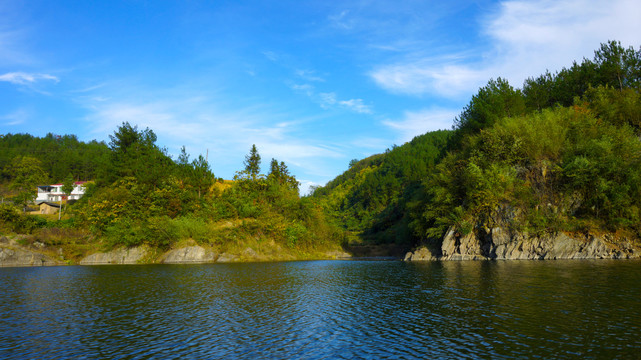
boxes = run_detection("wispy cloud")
[0,71,59,85]
[295,69,325,82]
[1,108,31,126]
[262,51,279,62]
[319,92,373,114]
[370,0,641,98]
[80,86,347,180]
[371,61,487,98]
[328,10,354,30]
[292,85,373,114]
[0,6,35,67]
[383,108,458,143]
[349,136,391,152]
[291,83,314,96]
[338,98,373,114]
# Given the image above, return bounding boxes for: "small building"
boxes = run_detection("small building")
[36,181,87,204]
[38,201,61,215]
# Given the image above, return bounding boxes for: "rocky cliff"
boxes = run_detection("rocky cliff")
[0,236,61,267]
[160,246,218,263]
[405,227,640,261]
[79,246,151,265]
[78,244,340,265]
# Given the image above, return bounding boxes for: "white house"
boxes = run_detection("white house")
[36,181,87,203]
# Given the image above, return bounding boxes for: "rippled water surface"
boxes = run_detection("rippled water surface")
[1,260,641,359]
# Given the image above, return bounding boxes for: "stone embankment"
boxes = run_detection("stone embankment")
[405,227,640,261]
[77,245,244,265]
[78,245,350,265]
[0,236,60,267]
[79,246,151,265]
[0,236,351,266]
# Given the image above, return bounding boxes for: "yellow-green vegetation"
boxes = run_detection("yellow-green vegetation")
[0,124,344,262]
[2,40,640,260]
[312,40,641,252]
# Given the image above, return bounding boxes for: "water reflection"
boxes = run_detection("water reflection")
[1,260,640,359]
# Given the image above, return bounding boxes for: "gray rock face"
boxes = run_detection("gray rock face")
[242,247,258,258]
[161,246,217,264]
[79,246,149,265]
[0,246,59,267]
[405,226,641,261]
[325,250,352,259]
[404,246,438,261]
[216,253,238,263]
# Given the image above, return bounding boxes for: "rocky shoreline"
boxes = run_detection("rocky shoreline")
[404,227,640,261]
[2,229,640,267]
[0,235,352,267]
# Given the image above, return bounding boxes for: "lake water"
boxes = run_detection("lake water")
[1,260,640,359]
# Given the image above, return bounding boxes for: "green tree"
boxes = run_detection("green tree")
[62,175,75,198]
[523,71,554,111]
[60,174,75,220]
[177,146,190,167]
[268,158,299,193]
[190,154,215,198]
[243,144,261,179]
[453,78,526,142]
[593,40,641,90]
[9,156,48,211]
[107,122,173,187]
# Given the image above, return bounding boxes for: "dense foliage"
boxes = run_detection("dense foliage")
[0,133,110,185]
[312,130,451,247]
[2,40,640,258]
[313,40,641,250]
[1,124,341,256]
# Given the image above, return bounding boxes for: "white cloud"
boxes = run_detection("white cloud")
[0,18,34,67]
[370,0,641,98]
[349,136,391,152]
[328,10,354,30]
[262,51,279,62]
[295,69,325,82]
[371,62,487,98]
[319,92,337,108]
[383,108,458,143]
[291,83,314,97]
[0,71,59,85]
[81,90,346,181]
[1,108,30,126]
[318,92,372,114]
[298,179,324,196]
[338,98,373,114]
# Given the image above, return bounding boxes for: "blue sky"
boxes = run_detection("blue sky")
[1,0,640,193]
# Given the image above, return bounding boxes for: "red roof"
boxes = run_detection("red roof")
[48,181,87,186]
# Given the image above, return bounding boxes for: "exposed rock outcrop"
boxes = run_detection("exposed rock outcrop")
[403,246,438,261]
[325,250,352,259]
[79,246,150,265]
[405,226,640,261]
[161,246,218,264]
[0,246,60,267]
[216,252,238,262]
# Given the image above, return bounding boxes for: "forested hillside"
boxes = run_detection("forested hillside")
[312,40,641,252]
[0,124,342,261]
[1,40,640,261]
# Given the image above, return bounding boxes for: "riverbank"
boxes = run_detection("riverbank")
[0,235,351,267]
[404,227,641,261]
[3,228,641,267]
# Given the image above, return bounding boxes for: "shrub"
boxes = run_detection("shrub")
[171,216,210,243]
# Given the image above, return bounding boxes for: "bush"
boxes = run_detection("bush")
[285,222,309,248]
[104,218,144,248]
[0,203,47,234]
[171,216,210,243]
[143,216,177,248]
